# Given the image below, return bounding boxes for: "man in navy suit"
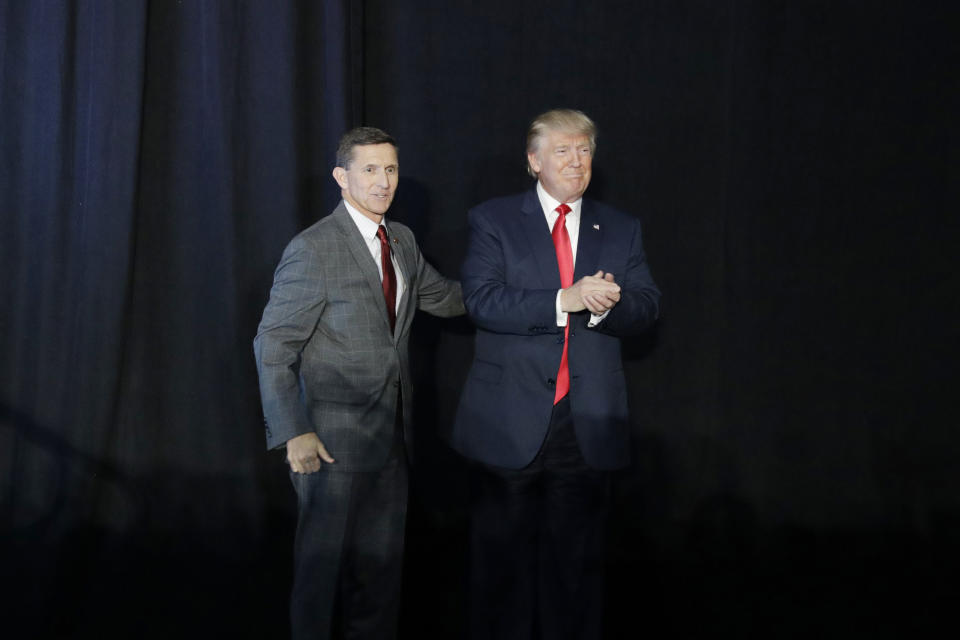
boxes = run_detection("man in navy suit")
[452,109,661,639]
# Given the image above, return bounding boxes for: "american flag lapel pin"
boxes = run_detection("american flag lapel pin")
[593,224,600,230]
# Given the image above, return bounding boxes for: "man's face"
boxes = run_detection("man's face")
[527,129,593,203]
[333,143,398,221]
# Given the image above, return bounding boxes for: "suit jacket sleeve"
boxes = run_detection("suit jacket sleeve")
[592,216,660,336]
[412,240,465,317]
[461,207,559,335]
[253,235,326,449]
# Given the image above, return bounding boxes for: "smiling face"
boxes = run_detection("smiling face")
[332,143,398,222]
[527,129,593,203]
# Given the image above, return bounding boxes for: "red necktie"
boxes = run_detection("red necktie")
[552,204,574,403]
[376,225,397,332]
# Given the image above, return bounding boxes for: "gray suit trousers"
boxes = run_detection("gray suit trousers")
[289,436,409,640]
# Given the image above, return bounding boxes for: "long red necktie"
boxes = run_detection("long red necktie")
[552,204,573,403]
[376,225,397,333]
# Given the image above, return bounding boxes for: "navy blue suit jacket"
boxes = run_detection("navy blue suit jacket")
[451,190,661,470]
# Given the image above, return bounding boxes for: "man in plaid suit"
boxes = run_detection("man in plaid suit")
[254,127,463,639]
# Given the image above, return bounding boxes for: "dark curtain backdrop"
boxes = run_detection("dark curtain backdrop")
[2,1,957,638]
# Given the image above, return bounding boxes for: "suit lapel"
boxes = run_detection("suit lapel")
[520,190,563,289]
[332,204,393,333]
[571,201,604,330]
[574,200,602,281]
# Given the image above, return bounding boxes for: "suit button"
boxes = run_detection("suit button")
[547,378,555,386]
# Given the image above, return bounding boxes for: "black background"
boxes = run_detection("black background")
[1,1,957,637]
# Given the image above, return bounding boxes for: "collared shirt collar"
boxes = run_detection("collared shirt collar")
[343,199,386,239]
[536,181,582,220]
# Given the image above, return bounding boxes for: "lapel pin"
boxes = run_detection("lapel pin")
[593,224,600,230]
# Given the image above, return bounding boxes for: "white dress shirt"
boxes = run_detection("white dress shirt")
[535,182,608,328]
[343,200,406,311]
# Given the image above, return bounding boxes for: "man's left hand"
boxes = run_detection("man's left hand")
[583,272,620,314]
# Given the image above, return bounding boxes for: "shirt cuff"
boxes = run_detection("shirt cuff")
[555,290,568,327]
[587,309,610,327]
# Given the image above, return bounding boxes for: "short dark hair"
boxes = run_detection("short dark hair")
[335,127,398,169]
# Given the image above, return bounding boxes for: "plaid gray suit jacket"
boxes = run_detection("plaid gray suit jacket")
[254,202,464,471]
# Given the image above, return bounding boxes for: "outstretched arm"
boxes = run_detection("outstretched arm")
[413,242,465,318]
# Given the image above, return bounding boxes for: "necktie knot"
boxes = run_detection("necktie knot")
[376,225,389,244]
[555,203,571,218]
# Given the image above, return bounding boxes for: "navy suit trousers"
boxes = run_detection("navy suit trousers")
[469,397,610,640]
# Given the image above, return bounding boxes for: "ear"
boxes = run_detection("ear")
[526,151,541,175]
[332,167,348,189]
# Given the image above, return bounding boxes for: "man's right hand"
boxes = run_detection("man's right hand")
[560,271,621,315]
[286,432,335,474]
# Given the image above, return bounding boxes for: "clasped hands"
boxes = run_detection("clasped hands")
[560,271,621,315]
